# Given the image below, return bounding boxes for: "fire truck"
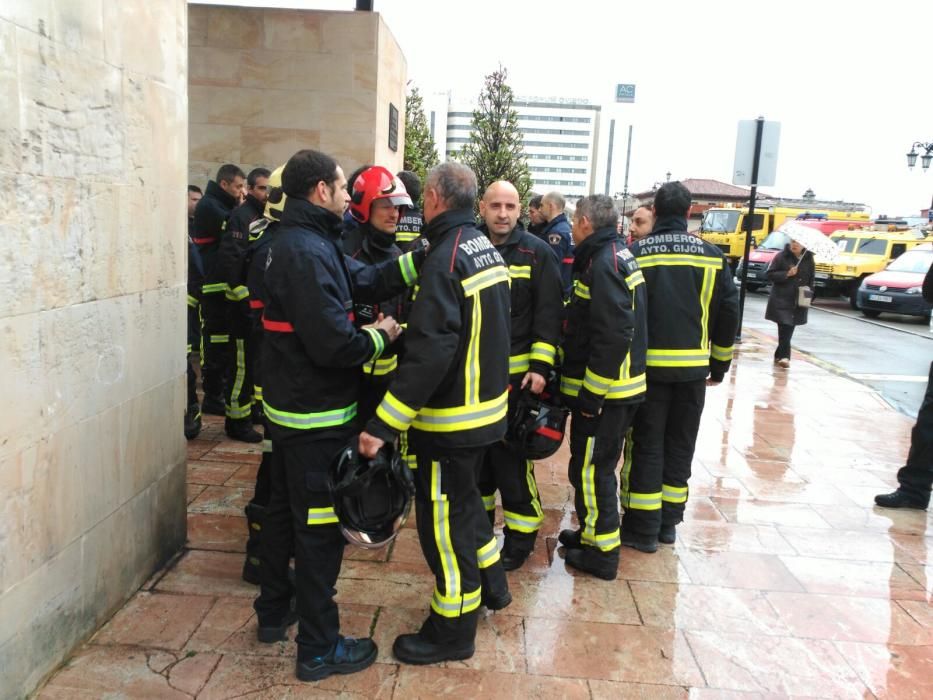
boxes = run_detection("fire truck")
[699,198,870,270]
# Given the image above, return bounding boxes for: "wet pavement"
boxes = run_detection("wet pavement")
[37,329,932,698]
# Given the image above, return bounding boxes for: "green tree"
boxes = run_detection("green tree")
[453,65,533,206]
[403,84,439,194]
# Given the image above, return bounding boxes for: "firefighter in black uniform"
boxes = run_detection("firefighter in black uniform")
[395,170,425,252]
[237,165,286,584]
[343,167,414,424]
[215,167,270,442]
[555,194,648,580]
[254,149,423,682]
[538,191,575,298]
[475,180,563,571]
[192,164,246,415]
[185,186,204,440]
[360,162,512,666]
[623,181,739,551]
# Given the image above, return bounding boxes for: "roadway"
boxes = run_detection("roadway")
[738,290,932,418]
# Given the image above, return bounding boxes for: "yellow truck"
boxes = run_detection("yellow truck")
[815,222,933,309]
[699,202,870,269]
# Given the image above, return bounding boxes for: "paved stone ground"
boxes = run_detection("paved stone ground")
[37,330,932,698]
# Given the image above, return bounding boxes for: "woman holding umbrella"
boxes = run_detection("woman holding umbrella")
[765,223,819,368]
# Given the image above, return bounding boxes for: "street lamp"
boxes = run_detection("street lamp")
[906,141,933,170]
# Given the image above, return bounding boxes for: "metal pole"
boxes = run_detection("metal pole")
[621,124,633,214]
[604,119,615,196]
[735,116,764,342]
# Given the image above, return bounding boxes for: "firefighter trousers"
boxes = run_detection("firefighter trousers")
[186,300,201,408]
[568,403,638,555]
[896,361,933,504]
[477,441,544,553]
[413,447,502,645]
[200,291,229,400]
[621,379,706,538]
[250,310,264,412]
[254,427,352,657]
[224,302,253,421]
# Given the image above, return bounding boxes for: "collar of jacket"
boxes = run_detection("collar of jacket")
[573,226,617,271]
[649,214,689,237]
[245,194,265,216]
[280,197,344,240]
[421,208,477,246]
[478,222,526,251]
[360,223,399,257]
[542,212,568,233]
[206,179,239,209]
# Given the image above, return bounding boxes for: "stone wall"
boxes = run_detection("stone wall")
[0,2,188,697]
[188,5,407,189]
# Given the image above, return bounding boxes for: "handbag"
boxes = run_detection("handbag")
[797,285,813,308]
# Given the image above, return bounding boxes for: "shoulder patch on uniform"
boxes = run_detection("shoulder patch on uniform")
[548,233,562,245]
[616,247,633,261]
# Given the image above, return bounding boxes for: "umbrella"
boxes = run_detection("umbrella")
[776,221,840,262]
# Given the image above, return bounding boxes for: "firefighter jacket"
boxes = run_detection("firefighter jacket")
[395,207,424,251]
[244,218,277,317]
[365,208,511,453]
[261,198,423,434]
[537,212,575,298]
[216,194,265,303]
[629,215,739,383]
[192,180,238,295]
[343,224,411,381]
[560,226,647,414]
[479,223,563,381]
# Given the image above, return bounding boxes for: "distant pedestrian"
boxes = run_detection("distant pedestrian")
[765,239,815,368]
[875,262,933,510]
[538,191,575,298]
[527,194,545,235]
[627,206,654,244]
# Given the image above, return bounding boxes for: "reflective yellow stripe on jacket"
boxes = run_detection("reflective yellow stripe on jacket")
[529,341,557,367]
[263,401,357,430]
[646,348,709,368]
[362,354,398,376]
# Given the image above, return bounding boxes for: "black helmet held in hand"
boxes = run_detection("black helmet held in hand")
[505,383,569,460]
[329,439,414,549]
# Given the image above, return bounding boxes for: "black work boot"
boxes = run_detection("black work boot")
[558,529,582,549]
[565,547,619,581]
[225,417,262,443]
[658,524,677,544]
[500,537,534,572]
[184,404,202,440]
[393,633,474,665]
[256,598,298,644]
[296,636,378,681]
[620,531,659,554]
[242,502,265,585]
[201,393,226,416]
[874,491,929,510]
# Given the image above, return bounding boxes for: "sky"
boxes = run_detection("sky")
[195,0,933,216]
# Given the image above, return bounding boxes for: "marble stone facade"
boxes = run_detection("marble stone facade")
[0,2,189,697]
[188,5,407,188]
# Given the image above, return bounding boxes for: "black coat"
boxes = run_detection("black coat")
[765,246,816,326]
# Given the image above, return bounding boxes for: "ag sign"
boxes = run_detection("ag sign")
[615,84,635,103]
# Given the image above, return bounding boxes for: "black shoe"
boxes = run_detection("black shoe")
[257,608,298,644]
[392,633,474,665]
[225,418,263,443]
[201,394,226,416]
[658,524,677,545]
[558,529,582,549]
[251,401,264,424]
[565,547,618,581]
[500,541,533,571]
[481,586,512,611]
[184,404,202,440]
[296,636,378,681]
[874,491,929,510]
[620,532,659,554]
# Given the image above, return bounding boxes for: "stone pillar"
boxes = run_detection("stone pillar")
[0,2,188,696]
[188,4,407,188]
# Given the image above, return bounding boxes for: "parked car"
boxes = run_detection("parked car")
[855,243,933,318]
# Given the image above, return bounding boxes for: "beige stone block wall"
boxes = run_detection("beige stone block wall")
[188,5,406,189]
[0,2,188,697]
